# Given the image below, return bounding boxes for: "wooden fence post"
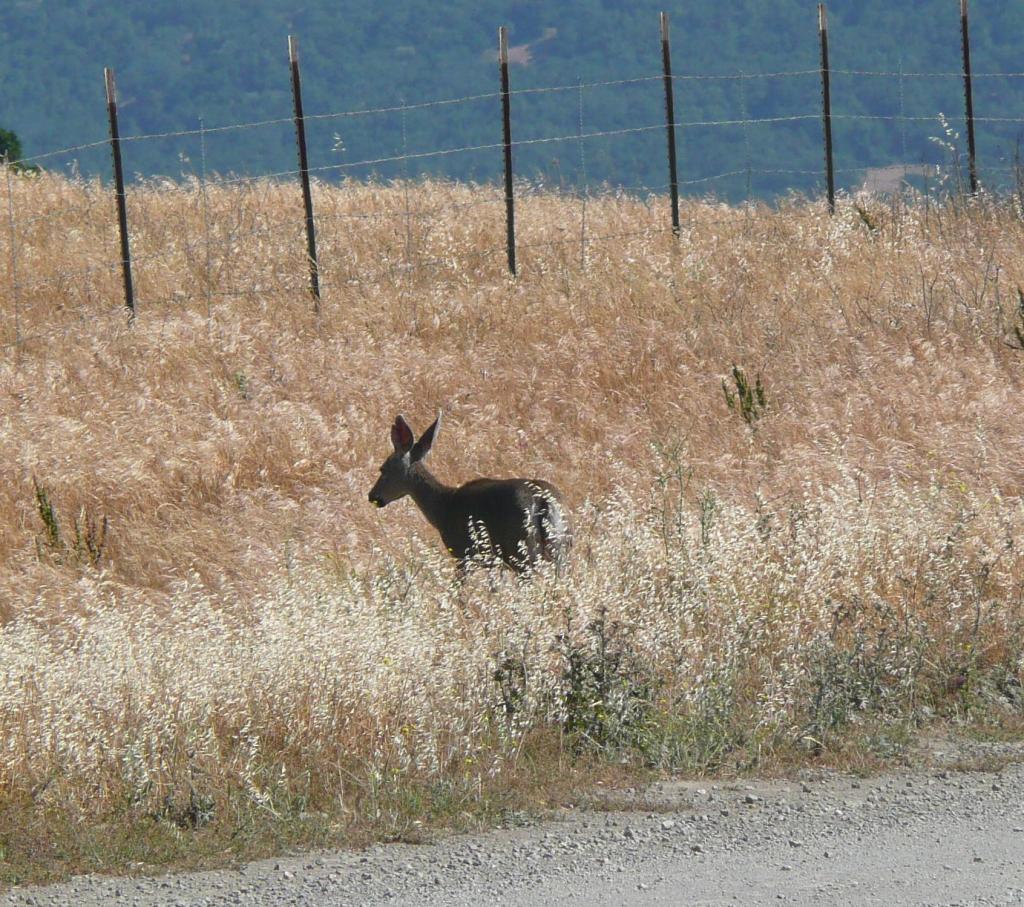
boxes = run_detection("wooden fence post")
[818,4,836,214]
[499,26,517,277]
[105,68,135,319]
[289,35,322,310]
[660,12,681,235]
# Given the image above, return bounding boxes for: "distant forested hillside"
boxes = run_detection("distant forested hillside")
[3,0,1024,199]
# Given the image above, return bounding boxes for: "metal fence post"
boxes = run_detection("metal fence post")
[818,4,836,214]
[5,165,22,347]
[660,12,681,235]
[105,68,135,319]
[198,116,214,323]
[499,26,517,277]
[960,0,979,194]
[289,35,322,310]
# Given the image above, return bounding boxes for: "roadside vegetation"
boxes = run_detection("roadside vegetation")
[0,174,1021,885]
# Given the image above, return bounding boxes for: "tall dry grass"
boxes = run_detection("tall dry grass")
[0,172,1022,863]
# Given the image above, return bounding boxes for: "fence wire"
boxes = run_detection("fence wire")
[4,37,1024,348]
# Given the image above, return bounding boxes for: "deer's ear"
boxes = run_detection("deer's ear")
[411,411,441,463]
[391,415,415,453]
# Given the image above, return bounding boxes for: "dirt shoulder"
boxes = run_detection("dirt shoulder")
[4,738,1024,907]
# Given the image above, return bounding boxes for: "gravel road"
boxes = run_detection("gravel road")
[6,740,1024,907]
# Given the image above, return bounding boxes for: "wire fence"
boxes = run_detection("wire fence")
[3,3,1024,345]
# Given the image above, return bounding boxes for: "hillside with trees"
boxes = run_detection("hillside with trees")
[2,0,1024,199]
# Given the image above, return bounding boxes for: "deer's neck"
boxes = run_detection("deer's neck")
[407,464,455,532]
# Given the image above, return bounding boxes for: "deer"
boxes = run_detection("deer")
[368,413,571,574]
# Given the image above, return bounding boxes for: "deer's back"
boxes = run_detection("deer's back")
[444,478,571,569]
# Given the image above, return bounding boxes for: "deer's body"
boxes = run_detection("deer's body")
[369,414,571,572]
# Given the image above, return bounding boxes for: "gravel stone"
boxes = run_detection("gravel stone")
[4,745,1024,907]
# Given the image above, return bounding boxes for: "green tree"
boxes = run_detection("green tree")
[0,127,24,164]
[0,0,1022,197]
[0,127,39,173]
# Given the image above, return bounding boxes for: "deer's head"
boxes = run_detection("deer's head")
[368,413,441,508]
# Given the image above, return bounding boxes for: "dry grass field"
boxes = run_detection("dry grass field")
[0,172,1022,881]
